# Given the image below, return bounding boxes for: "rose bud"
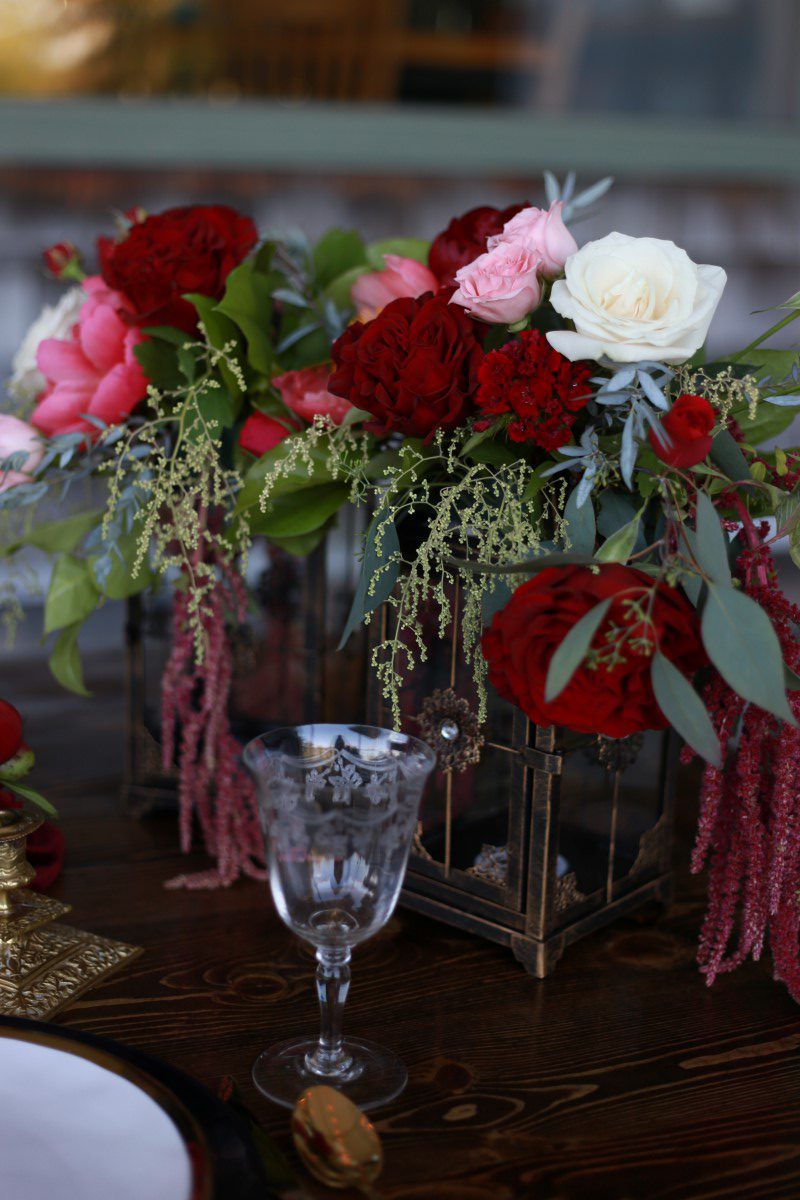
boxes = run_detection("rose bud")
[42,241,82,281]
[649,393,716,469]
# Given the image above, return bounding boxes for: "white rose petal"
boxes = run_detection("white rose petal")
[546,233,726,364]
[9,287,86,406]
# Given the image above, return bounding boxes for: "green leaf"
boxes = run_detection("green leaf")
[195,382,235,432]
[49,621,91,697]
[25,510,102,555]
[709,429,752,483]
[338,510,401,650]
[267,527,330,557]
[323,264,369,311]
[250,483,349,538]
[236,435,334,513]
[186,293,245,404]
[90,532,155,600]
[651,652,721,768]
[140,325,188,345]
[44,555,100,635]
[595,508,642,564]
[545,598,611,703]
[4,781,58,818]
[481,578,514,624]
[215,262,275,375]
[134,339,183,390]
[464,441,518,467]
[702,583,796,724]
[784,662,800,691]
[312,228,367,288]
[731,401,797,447]
[694,491,732,585]
[563,487,595,555]
[365,238,430,269]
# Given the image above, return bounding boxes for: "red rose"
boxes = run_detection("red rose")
[0,790,64,891]
[428,203,527,286]
[482,564,706,738]
[328,293,483,440]
[474,330,592,451]
[98,205,258,334]
[649,393,715,469]
[0,700,22,765]
[42,241,80,279]
[238,412,298,457]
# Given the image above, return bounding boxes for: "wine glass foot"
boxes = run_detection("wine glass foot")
[252,1036,408,1110]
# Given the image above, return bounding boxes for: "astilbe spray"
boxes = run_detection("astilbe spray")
[688,541,800,999]
[160,557,265,889]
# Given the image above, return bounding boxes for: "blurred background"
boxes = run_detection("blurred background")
[2,0,800,783]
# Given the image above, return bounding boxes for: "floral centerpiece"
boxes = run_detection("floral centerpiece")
[3,178,800,996]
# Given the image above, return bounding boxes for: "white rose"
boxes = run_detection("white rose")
[9,287,86,405]
[546,233,726,364]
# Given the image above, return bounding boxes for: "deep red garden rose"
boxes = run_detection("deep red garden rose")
[0,700,23,765]
[649,393,715,469]
[98,205,258,334]
[238,411,299,457]
[482,564,706,738]
[428,203,527,285]
[328,293,483,440]
[474,330,592,450]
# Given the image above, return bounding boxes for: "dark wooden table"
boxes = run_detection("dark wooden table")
[12,632,800,1199]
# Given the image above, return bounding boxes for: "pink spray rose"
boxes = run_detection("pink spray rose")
[450,243,542,325]
[487,201,577,278]
[31,276,149,439]
[351,255,438,322]
[273,365,353,425]
[0,416,43,494]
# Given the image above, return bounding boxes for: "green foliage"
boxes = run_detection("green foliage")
[545,599,611,702]
[650,652,720,768]
[595,506,643,563]
[44,554,100,635]
[49,622,90,697]
[709,429,752,483]
[215,261,275,375]
[339,509,401,650]
[694,491,732,585]
[248,483,350,538]
[312,229,367,288]
[365,238,430,268]
[563,487,595,554]
[701,584,795,725]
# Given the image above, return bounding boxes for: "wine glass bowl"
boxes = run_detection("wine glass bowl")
[244,724,435,1110]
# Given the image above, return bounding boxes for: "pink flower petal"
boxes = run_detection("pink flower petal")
[32,382,95,436]
[36,338,98,386]
[89,363,148,426]
[78,302,129,373]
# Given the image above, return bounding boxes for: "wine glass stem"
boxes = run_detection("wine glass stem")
[306,945,353,1078]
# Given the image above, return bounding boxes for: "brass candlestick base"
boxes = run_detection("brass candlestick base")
[0,810,141,1019]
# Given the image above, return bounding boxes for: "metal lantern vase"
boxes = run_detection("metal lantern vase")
[368,582,676,977]
[123,512,366,814]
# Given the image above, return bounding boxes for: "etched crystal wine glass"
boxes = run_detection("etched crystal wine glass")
[244,724,435,1110]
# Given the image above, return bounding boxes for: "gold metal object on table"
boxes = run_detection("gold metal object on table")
[291,1085,383,1196]
[0,810,141,1019]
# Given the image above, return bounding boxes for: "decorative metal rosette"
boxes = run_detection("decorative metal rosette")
[586,732,645,774]
[417,688,484,773]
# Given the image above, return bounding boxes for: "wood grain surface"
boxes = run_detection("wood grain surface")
[12,633,800,1200]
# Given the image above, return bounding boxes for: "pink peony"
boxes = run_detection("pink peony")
[450,243,542,325]
[273,364,353,425]
[0,415,43,494]
[351,254,439,322]
[487,201,577,278]
[31,276,149,439]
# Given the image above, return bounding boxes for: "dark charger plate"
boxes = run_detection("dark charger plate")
[0,1015,271,1200]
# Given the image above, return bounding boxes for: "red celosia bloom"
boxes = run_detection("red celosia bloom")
[473,330,592,451]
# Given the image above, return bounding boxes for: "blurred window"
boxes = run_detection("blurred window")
[0,0,798,122]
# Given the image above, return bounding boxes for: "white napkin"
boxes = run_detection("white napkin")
[0,1035,192,1200]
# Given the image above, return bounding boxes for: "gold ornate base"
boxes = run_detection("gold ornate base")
[0,812,141,1019]
[0,900,141,1019]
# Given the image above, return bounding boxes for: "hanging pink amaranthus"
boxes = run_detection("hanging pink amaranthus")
[688,541,800,999]
[160,559,266,889]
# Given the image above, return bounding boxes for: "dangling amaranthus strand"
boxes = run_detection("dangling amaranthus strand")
[688,542,800,999]
[160,555,265,889]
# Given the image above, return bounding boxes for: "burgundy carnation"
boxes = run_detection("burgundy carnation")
[474,330,592,451]
[428,203,527,286]
[328,293,483,440]
[98,205,258,334]
[482,564,707,738]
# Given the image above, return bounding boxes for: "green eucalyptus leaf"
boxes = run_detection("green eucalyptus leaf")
[481,578,514,625]
[48,621,91,697]
[563,486,596,555]
[709,429,751,483]
[595,508,642,564]
[44,555,100,635]
[338,510,401,650]
[545,598,611,703]
[694,491,732,585]
[784,662,800,691]
[702,583,796,724]
[651,652,721,768]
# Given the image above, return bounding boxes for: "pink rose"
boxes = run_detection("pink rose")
[238,411,299,457]
[487,201,577,278]
[0,416,43,494]
[31,276,148,439]
[273,365,353,425]
[450,243,542,325]
[351,255,438,322]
